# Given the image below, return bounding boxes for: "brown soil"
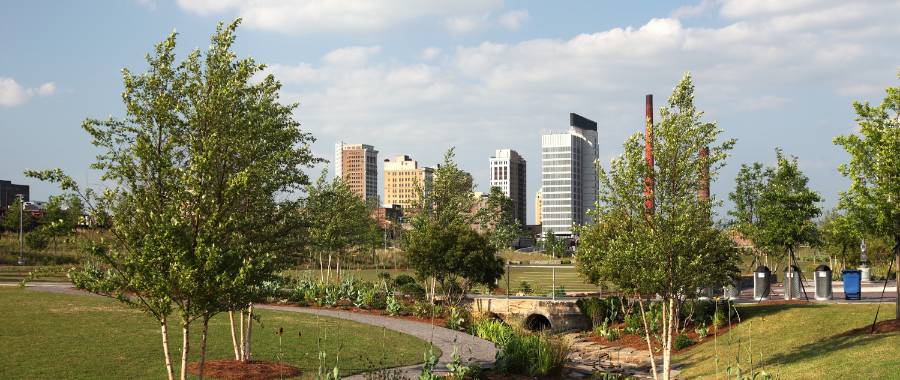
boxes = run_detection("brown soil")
[835,319,900,337]
[584,321,737,353]
[186,360,301,380]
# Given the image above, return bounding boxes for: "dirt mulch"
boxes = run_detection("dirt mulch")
[835,319,900,337]
[584,321,737,353]
[186,360,301,380]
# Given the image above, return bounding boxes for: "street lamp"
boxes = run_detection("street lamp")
[17,194,25,265]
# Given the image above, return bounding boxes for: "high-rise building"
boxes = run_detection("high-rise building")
[0,180,29,212]
[489,149,527,225]
[540,113,599,237]
[383,155,433,210]
[534,189,543,225]
[334,143,379,203]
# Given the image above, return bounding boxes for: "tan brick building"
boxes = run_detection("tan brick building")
[383,155,433,210]
[334,143,379,203]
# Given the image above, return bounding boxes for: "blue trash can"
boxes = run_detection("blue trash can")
[842,270,861,300]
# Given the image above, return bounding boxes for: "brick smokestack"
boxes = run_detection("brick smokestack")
[644,94,655,213]
[699,146,710,201]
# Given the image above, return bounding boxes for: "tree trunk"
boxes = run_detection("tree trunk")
[180,320,190,380]
[895,236,899,320]
[663,298,674,380]
[786,248,794,300]
[636,296,659,380]
[319,252,324,283]
[239,309,245,361]
[242,303,254,363]
[229,311,240,360]
[198,315,210,380]
[327,254,332,283]
[160,317,175,380]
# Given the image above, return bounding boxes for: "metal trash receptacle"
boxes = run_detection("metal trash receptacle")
[783,264,803,300]
[754,266,771,301]
[842,269,861,300]
[814,265,832,300]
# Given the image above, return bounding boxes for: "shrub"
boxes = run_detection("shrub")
[624,313,644,335]
[445,306,470,331]
[674,333,694,350]
[385,295,401,316]
[518,281,533,295]
[695,323,709,340]
[392,274,417,287]
[594,321,620,341]
[576,297,607,327]
[712,309,726,328]
[397,282,426,300]
[471,317,514,347]
[496,333,568,376]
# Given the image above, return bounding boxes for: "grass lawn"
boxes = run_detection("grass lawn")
[0,287,432,379]
[674,303,899,379]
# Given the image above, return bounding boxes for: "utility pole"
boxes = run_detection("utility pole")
[17,194,25,265]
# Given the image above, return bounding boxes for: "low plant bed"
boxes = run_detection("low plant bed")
[186,360,301,380]
[583,321,737,353]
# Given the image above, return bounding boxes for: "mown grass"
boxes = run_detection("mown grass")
[0,287,431,379]
[674,303,899,379]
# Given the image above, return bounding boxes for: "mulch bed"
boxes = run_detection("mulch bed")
[186,360,301,380]
[583,321,737,353]
[835,319,900,337]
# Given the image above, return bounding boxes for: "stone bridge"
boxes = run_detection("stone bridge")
[467,296,590,333]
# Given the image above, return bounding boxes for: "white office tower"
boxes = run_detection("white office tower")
[489,149,527,225]
[540,113,599,237]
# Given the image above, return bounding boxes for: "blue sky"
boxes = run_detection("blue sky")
[3,0,900,224]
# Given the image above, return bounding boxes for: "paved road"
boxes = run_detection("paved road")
[8,282,498,379]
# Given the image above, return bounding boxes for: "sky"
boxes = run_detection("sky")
[2,0,900,224]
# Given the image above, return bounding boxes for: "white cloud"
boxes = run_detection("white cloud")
[671,0,719,19]
[135,0,158,10]
[262,0,900,218]
[0,78,56,107]
[443,14,489,35]
[737,95,788,111]
[176,0,502,35]
[498,9,529,30]
[419,47,442,60]
[322,46,381,66]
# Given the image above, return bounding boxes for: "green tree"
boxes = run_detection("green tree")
[755,149,822,299]
[28,20,319,380]
[543,230,565,258]
[820,209,862,271]
[405,148,504,304]
[3,197,36,233]
[304,171,373,282]
[728,162,772,266]
[477,186,521,250]
[576,74,738,380]
[834,67,900,318]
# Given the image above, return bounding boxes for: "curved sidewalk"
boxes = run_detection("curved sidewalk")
[255,305,498,379]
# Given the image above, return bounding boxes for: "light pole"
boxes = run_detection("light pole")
[17,194,25,265]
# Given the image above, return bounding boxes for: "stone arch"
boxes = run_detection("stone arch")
[523,313,552,331]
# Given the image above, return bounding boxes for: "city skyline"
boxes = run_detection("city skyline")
[5,1,900,225]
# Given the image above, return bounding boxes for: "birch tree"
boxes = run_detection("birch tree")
[28,19,319,379]
[576,74,738,380]
[834,67,900,318]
